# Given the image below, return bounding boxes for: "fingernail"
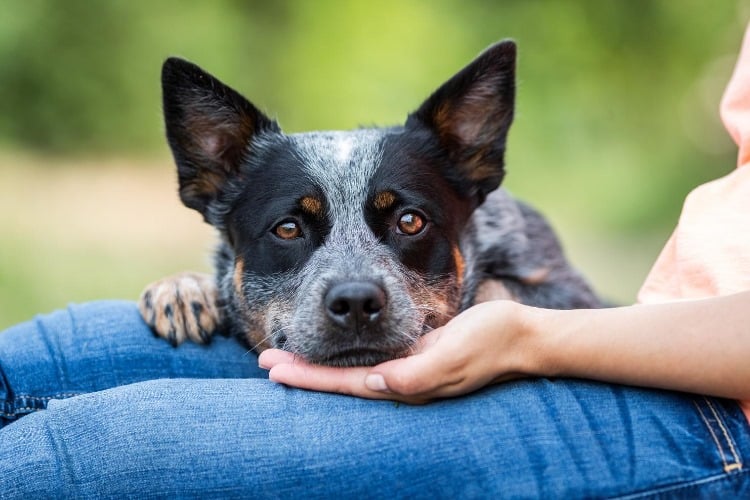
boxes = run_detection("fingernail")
[257,353,270,370]
[365,373,389,392]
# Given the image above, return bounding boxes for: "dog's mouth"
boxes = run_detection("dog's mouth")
[271,330,408,367]
[316,347,406,367]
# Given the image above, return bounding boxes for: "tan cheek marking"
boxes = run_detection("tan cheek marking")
[300,196,323,216]
[233,258,273,352]
[234,258,245,297]
[452,245,465,288]
[474,279,516,303]
[373,191,396,210]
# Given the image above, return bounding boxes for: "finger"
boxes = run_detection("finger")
[367,324,477,398]
[267,361,431,403]
[269,362,371,396]
[411,326,444,352]
[259,345,461,403]
[371,352,463,397]
[257,348,297,369]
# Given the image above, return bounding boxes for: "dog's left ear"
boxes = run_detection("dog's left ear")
[406,40,516,201]
[161,57,281,219]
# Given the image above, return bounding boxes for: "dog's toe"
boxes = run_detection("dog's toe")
[178,274,220,344]
[138,272,220,346]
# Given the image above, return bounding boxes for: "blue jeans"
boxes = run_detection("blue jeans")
[0,301,748,498]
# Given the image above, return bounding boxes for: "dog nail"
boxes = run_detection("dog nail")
[167,330,178,347]
[198,327,212,344]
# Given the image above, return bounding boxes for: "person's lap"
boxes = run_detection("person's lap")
[0,300,266,427]
[1,301,748,497]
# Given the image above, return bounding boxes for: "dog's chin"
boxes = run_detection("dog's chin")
[310,348,407,367]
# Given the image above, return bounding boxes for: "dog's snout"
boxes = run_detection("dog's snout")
[325,281,386,330]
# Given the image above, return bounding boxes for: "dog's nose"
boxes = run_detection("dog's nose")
[325,281,387,330]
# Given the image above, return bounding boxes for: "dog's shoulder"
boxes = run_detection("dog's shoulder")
[462,189,602,309]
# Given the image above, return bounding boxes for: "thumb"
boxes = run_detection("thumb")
[363,347,449,396]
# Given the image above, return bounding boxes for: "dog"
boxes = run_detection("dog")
[139,40,601,367]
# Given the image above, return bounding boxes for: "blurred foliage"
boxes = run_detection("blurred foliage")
[0,0,745,230]
[0,0,748,229]
[0,1,748,325]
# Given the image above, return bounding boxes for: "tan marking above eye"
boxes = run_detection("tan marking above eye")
[275,221,302,239]
[373,191,396,210]
[397,212,425,235]
[300,196,323,216]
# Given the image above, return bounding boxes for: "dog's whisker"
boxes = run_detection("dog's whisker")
[249,330,281,353]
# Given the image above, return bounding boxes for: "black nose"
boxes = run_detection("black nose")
[325,281,387,330]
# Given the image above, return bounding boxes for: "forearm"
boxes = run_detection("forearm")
[261,291,750,403]
[523,291,750,400]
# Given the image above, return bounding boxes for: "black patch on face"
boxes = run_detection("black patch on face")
[365,130,474,282]
[224,139,330,276]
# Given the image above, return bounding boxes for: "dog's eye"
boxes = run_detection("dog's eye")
[396,212,425,235]
[274,221,302,240]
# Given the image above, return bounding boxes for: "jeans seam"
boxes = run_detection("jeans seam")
[14,393,82,399]
[42,413,77,493]
[2,393,83,418]
[693,397,743,473]
[612,468,750,499]
[694,399,730,471]
[705,398,742,470]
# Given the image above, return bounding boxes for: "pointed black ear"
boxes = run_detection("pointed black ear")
[406,41,516,200]
[161,57,281,217]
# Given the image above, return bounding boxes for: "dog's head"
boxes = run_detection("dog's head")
[161,41,515,366]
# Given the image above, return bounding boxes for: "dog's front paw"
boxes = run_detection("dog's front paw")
[139,272,221,346]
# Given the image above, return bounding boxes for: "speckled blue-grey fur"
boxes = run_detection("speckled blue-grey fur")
[153,41,603,367]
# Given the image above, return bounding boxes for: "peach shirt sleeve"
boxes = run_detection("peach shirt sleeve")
[637,26,750,304]
[637,25,750,421]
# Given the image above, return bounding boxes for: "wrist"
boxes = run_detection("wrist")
[514,305,567,379]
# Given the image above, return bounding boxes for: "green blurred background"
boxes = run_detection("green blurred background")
[0,0,747,329]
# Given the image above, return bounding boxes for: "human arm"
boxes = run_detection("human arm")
[259,290,750,404]
[530,290,750,401]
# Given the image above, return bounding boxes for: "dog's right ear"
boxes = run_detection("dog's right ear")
[406,41,516,203]
[162,58,280,217]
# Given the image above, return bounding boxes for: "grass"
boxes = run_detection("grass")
[0,152,666,330]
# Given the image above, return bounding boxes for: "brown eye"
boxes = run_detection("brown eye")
[397,212,425,235]
[274,221,302,240]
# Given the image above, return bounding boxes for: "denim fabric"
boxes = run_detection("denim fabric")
[0,300,265,426]
[0,301,749,498]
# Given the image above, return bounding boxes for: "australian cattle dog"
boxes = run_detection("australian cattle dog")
[139,41,601,367]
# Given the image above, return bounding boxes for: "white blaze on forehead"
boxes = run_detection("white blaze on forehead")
[334,136,354,164]
[292,129,385,243]
[293,130,384,203]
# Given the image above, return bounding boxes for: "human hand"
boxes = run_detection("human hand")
[258,300,536,404]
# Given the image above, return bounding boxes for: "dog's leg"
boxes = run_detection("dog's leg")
[138,272,221,346]
[463,191,602,310]
[473,279,517,303]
